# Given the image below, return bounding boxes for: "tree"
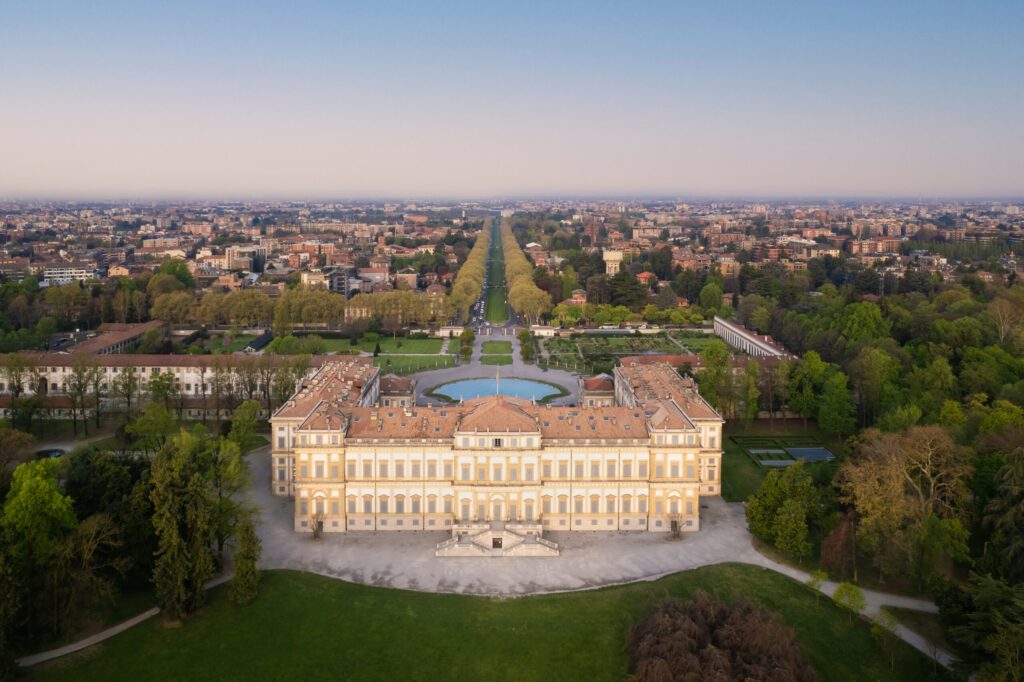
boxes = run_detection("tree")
[148,371,178,411]
[788,351,827,429]
[202,437,249,565]
[871,609,900,670]
[67,356,94,436]
[0,427,35,496]
[774,498,812,562]
[697,339,734,417]
[983,447,1024,582]
[228,400,262,452]
[807,570,827,604]
[741,360,760,423]
[112,366,140,421]
[126,403,177,453]
[150,291,194,324]
[699,281,724,312]
[150,430,215,621]
[833,582,865,623]
[745,462,821,543]
[817,370,855,439]
[158,259,196,289]
[2,459,76,574]
[838,427,973,582]
[627,592,815,682]
[229,515,261,606]
[2,353,33,427]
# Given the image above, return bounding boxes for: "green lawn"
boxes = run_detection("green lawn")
[203,335,256,354]
[35,565,949,682]
[884,607,951,654]
[480,355,513,365]
[373,355,455,374]
[481,340,513,354]
[356,337,443,354]
[485,284,508,323]
[720,421,834,502]
[319,338,363,353]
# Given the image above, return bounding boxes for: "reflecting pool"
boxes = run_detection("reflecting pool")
[431,377,563,401]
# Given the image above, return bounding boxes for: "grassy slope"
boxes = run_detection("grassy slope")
[36,565,950,682]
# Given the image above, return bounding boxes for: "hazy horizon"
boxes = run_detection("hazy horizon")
[2,1,1022,199]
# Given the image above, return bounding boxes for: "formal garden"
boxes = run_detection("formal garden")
[31,565,949,682]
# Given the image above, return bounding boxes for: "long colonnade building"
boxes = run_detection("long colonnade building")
[272,358,724,535]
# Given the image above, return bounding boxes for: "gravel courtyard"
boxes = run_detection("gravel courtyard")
[250,446,778,596]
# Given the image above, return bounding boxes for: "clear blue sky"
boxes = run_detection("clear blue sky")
[1,1,1022,199]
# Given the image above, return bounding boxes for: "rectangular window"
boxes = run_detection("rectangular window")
[623,498,631,513]
[623,462,632,478]
[509,467,517,481]
[379,463,388,478]
[559,463,568,479]
[639,462,648,478]
[300,500,308,515]
[427,462,436,478]
[493,466,502,481]
[428,499,436,513]
[277,437,286,448]
[477,466,486,481]
[331,501,340,515]
[686,500,694,515]
[558,499,567,514]
[575,462,584,479]
[395,463,404,479]
[444,462,453,478]
[443,498,452,513]
[363,462,372,478]
[395,498,404,513]
[574,498,583,513]
[590,463,599,478]
[277,470,285,481]
[708,468,716,481]
[543,498,552,513]
[380,499,388,513]
[330,465,339,479]
[461,465,471,480]
[607,499,615,513]
[686,465,694,478]
[542,463,551,478]
[670,463,679,478]
[347,499,356,513]
[346,463,355,478]
[299,465,308,479]
[411,462,421,478]
[655,464,664,479]
[710,436,717,448]
[363,499,372,513]
[493,438,502,448]
[525,465,534,481]
[590,498,599,513]
[607,462,616,478]
[639,498,648,513]
[412,498,420,513]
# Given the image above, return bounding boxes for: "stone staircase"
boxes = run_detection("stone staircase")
[435,521,559,557]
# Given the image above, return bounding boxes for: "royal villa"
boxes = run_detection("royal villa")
[271,357,724,552]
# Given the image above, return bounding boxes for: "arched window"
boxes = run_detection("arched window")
[380,496,389,514]
[606,495,616,514]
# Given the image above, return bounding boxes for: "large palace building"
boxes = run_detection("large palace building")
[271,357,724,541]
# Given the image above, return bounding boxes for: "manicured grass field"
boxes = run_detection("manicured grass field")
[481,340,513,354]
[318,338,362,353]
[485,284,508,323]
[356,337,443,354]
[373,355,455,373]
[216,335,256,353]
[36,565,950,682]
[480,355,513,365]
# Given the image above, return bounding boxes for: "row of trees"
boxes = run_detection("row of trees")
[447,218,489,322]
[501,220,552,322]
[1,352,310,433]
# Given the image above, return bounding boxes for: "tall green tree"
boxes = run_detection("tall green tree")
[229,514,262,606]
[818,370,855,439]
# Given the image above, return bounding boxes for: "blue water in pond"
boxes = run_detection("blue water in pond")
[433,378,561,401]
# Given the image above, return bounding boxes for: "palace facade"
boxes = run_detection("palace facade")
[272,357,724,535]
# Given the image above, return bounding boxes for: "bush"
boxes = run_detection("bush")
[628,592,816,682]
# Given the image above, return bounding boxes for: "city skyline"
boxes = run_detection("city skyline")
[2,1,1023,199]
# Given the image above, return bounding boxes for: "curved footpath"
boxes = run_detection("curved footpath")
[19,446,954,670]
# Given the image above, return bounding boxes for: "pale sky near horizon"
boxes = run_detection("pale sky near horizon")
[1,1,1022,200]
